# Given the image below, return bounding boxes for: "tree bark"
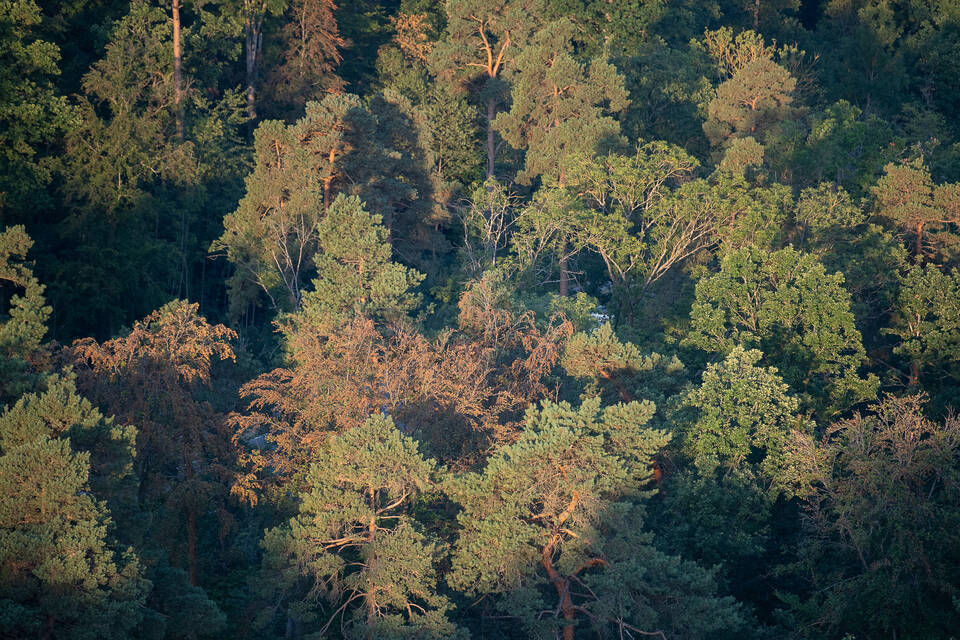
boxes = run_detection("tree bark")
[541,536,576,640]
[172,0,184,141]
[245,6,264,119]
[486,96,496,178]
[915,221,924,262]
[559,251,569,297]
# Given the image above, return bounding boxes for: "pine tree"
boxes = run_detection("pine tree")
[257,414,463,639]
[0,226,50,402]
[0,377,149,640]
[448,398,670,640]
[70,300,236,589]
[434,0,543,177]
[493,18,629,186]
[872,158,960,262]
[294,194,424,334]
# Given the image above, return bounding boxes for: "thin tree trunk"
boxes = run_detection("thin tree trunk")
[185,458,199,586]
[559,250,569,297]
[486,96,496,178]
[753,0,760,30]
[172,0,184,141]
[541,538,576,640]
[245,10,263,119]
[915,221,924,262]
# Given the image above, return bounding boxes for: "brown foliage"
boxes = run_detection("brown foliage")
[232,300,572,502]
[68,301,236,584]
[391,12,433,63]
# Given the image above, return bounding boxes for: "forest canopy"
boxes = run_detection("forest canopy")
[2,0,960,638]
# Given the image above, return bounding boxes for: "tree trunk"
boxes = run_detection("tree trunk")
[914,221,924,262]
[486,96,496,178]
[753,0,760,30]
[541,539,576,640]
[172,0,184,141]
[559,251,569,297]
[245,11,263,119]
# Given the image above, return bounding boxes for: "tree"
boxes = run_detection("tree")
[680,347,806,488]
[703,57,798,151]
[0,376,149,640]
[70,301,236,588]
[215,93,433,315]
[448,398,671,640]
[780,394,960,638]
[0,0,76,216]
[885,263,960,387]
[263,0,344,113]
[561,322,686,413]
[256,414,463,639]
[294,194,424,334]
[434,0,542,177]
[0,226,50,402]
[872,158,960,262]
[232,292,571,499]
[231,0,286,118]
[683,245,878,414]
[493,18,629,186]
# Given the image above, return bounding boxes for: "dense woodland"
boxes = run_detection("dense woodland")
[2,0,960,638]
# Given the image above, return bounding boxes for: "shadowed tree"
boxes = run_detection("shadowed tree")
[433,0,543,177]
[780,394,960,638]
[70,301,236,588]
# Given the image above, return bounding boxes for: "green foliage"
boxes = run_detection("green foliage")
[493,18,629,184]
[258,414,462,639]
[0,375,148,639]
[680,347,807,489]
[0,0,77,215]
[683,245,878,414]
[561,323,686,416]
[886,263,960,384]
[779,394,960,638]
[703,57,798,150]
[448,397,671,637]
[297,194,424,332]
[0,226,50,401]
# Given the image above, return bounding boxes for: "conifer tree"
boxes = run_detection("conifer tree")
[434,0,543,177]
[494,19,629,186]
[872,158,960,262]
[0,0,76,217]
[71,301,236,589]
[0,226,50,402]
[0,378,149,640]
[294,194,424,334]
[448,398,671,640]
[257,414,463,639]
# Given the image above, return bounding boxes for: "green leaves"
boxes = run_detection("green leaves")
[684,245,878,415]
[493,18,628,184]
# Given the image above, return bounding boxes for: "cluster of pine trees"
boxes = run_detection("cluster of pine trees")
[3,0,960,638]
